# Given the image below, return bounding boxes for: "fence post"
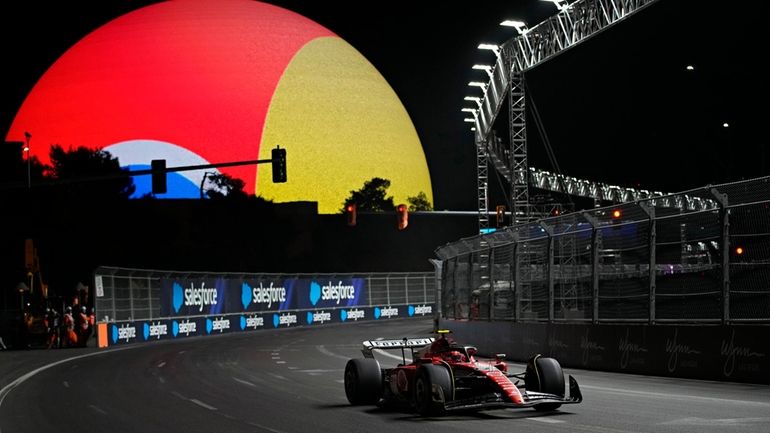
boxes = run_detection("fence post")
[539,222,555,322]
[710,188,730,324]
[128,273,136,321]
[639,202,656,324]
[404,274,409,305]
[583,213,600,324]
[429,259,442,329]
[147,274,153,320]
[513,242,520,323]
[488,246,495,320]
[386,274,391,306]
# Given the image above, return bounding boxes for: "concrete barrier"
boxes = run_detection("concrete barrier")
[442,319,769,384]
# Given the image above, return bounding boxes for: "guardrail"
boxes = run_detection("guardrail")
[93,268,435,347]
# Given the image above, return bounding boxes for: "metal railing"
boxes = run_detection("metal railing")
[436,176,770,323]
[93,268,435,322]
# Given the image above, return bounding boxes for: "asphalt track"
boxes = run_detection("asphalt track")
[1,319,769,433]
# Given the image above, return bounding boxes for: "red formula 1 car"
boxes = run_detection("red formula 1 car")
[344,330,582,415]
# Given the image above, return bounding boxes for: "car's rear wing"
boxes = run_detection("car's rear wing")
[361,338,434,360]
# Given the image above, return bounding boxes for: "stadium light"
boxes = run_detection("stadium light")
[500,20,528,35]
[686,65,695,71]
[540,0,570,11]
[477,44,500,55]
[472,64,494,78]
[468,81,488,91]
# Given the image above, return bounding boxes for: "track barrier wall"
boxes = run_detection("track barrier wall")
[94,268,435,347]
[443,320,769,385]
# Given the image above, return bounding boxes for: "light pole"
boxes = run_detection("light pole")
[23,131,31,188]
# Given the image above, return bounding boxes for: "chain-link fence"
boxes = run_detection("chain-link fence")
[435,176,770,323]
[94,268,435,322]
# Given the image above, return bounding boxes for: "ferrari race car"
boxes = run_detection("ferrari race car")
[344,330,582,415]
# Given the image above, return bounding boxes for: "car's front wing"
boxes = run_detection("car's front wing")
[443,375,582,411]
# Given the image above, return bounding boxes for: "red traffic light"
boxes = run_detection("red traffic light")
[397,204,408,230]
[345,203,357,227]
[735,246,744,255]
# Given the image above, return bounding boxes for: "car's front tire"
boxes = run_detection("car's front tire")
[414,363,453,416]
[344,358,383,405]
[525,355,565,411]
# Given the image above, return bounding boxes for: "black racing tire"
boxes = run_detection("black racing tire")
[344,358,383,405]
[414,363,453,416]
[525,355,565,412]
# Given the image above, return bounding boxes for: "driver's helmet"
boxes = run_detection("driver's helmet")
[443,350,467,363]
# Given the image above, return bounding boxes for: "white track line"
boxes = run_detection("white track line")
[0,346,134,408]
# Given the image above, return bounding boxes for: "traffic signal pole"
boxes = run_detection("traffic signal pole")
[3,146,287,191]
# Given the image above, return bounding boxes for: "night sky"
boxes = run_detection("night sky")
[2,0,768,211]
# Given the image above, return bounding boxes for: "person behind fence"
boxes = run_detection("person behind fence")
[77,306,90,347]
[45,307,60,349]
[63,306,77,347]
[88,308,95,341]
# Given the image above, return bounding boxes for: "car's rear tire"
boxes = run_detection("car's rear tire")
[414,363,453,416]
[344,358,383,405]
[525,355,565,411]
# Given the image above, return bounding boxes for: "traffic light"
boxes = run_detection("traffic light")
[611,209,622,219]
[397,204,409,230]
[496,205,505,228]
[271,146,287,183]
[345,203,357,227]
[151,159,166,194]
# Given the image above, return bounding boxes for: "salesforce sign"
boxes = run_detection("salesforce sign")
[161,280,227,316]
[240,280,292,311]
[299,279,366,310]
[161,278,367,316]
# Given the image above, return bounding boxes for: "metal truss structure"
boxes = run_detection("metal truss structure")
[471,0,660,231]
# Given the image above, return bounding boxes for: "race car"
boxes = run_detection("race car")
[344,330,582,415]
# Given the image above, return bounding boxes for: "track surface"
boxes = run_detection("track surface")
[2,319,769,433]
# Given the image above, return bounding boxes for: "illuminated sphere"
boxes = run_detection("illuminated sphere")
[6,0,432,213]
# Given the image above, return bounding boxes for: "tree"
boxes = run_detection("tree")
[407,192,432,211]
[342,177,395,212]
[47,145,135,199]
[202,173,248,200]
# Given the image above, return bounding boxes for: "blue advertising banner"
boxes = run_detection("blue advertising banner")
[160,279,228,317]
[161,277,368,316]
[103,303,434,347]
[294,278,367,310]
[238,279,295,312]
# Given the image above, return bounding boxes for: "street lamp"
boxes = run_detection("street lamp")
[477,44,500,56]
[472,64,494,78]
[541,0,571,11]
[24,131,31,189]
[500,20,529,35]
[468,81,488,91]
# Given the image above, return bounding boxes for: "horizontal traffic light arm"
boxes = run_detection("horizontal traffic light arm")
[1,156,279,190]
[136,157,274,176]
